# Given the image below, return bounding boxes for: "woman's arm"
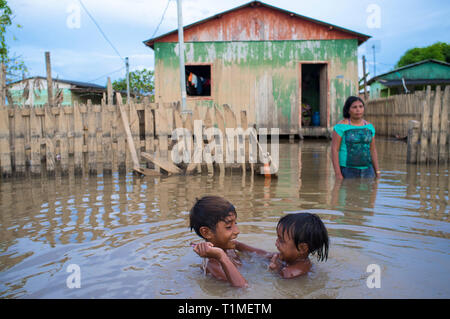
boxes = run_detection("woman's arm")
[331,131,343,179]
[193,242,248,288]
[370,136,380,178]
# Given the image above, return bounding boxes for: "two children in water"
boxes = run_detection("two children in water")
[190,195,329,288]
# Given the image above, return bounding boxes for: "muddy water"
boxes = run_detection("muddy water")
[0,139,448,298]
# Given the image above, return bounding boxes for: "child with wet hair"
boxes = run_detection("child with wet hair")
[269,213,329,278]
[189,195,270,288]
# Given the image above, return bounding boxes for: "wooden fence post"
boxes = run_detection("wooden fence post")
[59,106,69,176]
[419,86,431,164]
[438,86,449,164]
[44,104,56,176]
[30,107,41,176]
[14,107,26,176]
[87,100,97,175]
[407,120,420,164]
[0,105,12,177]
[45,52,54,108]
[102,97,113,175]
[73,101,84,175]
[430,86,441,164]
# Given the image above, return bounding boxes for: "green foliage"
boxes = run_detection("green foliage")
[112,68,154,101]
[396,42,450,68]
[1,0,27,81]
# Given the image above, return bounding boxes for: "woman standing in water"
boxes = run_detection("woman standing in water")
[331,96,380,179]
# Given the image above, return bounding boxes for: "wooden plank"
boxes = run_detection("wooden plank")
[419,86,431,164]
[223,104,237,166]
[141,151,181,174]
[203,107,214,174]
[13,108,25,176]
[59,106,69,176]
[240,110,249,174]
[130,101,141,165]
[116,103,126,174]
[30,107,41,176]
[214,106,225,174]
[429,86,441,164]
[102,98,113,174]
[87,100,97,175]
[73,101,84,175]
[116,93,143,174]
[407,120,420,164]
[438,86,449,164]
[107,77,113,106]
[44,104,56,176]
[95,102,103,173]
[144,102,154,167]
[186,118,203,174]
[0,105,11,177]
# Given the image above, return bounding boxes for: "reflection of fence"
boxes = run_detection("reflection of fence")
[365,86,449,165]
[0,96,273,178]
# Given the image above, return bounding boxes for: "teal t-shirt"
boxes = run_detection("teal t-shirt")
[333,122,375,169]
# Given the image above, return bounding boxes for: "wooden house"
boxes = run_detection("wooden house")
[8,76,106,107]
[144,1,370,137]
[368,59,450,99]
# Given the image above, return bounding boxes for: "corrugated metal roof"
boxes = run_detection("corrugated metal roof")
[368,59,450,85]
[143,0,371,48]
[9,76,106,89]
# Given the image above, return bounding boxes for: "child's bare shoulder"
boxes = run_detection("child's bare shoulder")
[280,266,306,279]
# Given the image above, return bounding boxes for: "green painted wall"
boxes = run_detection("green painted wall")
[154,39,358,132]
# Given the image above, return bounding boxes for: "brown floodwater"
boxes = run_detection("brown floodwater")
[0,139,448,298]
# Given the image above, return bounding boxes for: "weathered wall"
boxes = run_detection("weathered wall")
[154,39,358,134]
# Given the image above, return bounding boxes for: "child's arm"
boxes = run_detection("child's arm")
[193,242,248,288]
[234,241,274,258]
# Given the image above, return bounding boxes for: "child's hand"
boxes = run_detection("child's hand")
[268,253,282,271]
[193,242,224,260]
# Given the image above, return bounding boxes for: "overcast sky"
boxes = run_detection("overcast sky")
[7,0,450,86]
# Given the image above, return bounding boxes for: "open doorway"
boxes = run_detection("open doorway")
[300,63,328,128]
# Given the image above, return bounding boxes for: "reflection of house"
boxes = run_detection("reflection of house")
[143,0,370,137]
[368,59,450,99]
[8,76,106,106]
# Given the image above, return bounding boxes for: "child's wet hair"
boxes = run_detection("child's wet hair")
[277,213,329,262]
[189,196,237,239]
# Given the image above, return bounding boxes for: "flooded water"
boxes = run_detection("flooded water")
[0,139,448,299]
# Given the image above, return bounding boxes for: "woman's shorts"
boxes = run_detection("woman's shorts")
[340,166,375,179]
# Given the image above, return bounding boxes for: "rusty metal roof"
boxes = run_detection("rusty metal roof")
[143,0,371,49]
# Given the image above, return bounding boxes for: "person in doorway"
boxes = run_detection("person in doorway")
[331,96,381,179]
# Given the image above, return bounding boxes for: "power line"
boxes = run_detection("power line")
[78,0,124,61]
[150,0,171,39]
[87,66,125,83]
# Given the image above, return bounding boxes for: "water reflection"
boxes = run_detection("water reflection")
[0,139,449,298]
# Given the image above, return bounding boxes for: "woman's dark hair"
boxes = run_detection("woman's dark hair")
[189,196,236,239]
[342,96,365,119]
[277,213,329,262]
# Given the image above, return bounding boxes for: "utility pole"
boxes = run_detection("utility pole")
[362,55,368,101]
[177,0,188,113]
[125,57,130,104]
[45,51,54,107]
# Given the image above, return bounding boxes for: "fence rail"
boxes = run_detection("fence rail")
[0,96,273,178]
[365,85,449,165]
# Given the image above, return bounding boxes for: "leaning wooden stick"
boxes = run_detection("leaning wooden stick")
[116,92,145,175]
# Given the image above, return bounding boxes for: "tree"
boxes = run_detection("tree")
[1,0,27,83]
[112,68,155,102]
[396,42,450,68]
